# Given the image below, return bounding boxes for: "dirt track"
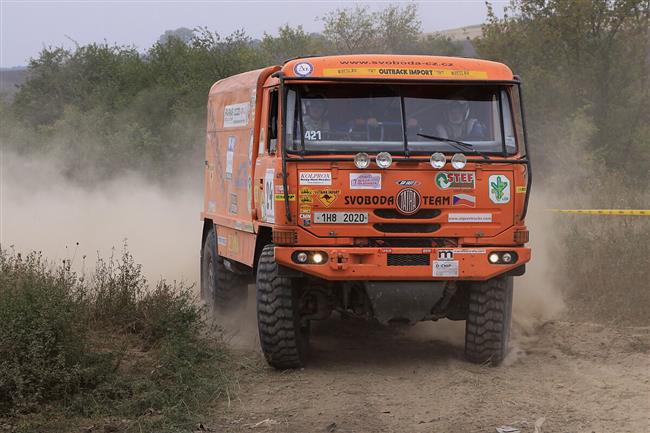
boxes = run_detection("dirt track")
[212,287,650,433]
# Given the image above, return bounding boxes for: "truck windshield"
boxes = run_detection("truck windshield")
[286,84,517,155]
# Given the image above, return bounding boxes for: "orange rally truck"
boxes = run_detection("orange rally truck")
[200,55,532,368]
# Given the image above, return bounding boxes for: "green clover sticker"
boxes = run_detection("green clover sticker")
[491,176,507,201]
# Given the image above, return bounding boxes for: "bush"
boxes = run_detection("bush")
[0,245,231,431]
[0,250,105,414]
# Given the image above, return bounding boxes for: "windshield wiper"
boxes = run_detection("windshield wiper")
[416,132,490,160]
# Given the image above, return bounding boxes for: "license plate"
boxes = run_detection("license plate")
[313,212,368,224]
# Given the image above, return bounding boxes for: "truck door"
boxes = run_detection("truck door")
[254,86,280,225]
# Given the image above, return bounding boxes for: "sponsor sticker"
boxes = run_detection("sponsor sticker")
[437,250,454,261]
[228,233,240,254]
[435,171,475,190]
[396,180,421,186]
[423,196,451,206]
[345,195,395,206]
[452,193,476,207]
[433,260,459,277]
[299,194,313,204]
[223,102,250,128]
[294,61,314,77]
[452,249,486,254]
[258,128,265,155]
[225,136,235,179]
[217,235,227,246]
[300,205,312,214]
[300,172,332,185]
[448,213,492,223]
[323,67,488,79]
[229,193,238,214]
[516,186,527,193]
[317,189,339,207]
[275,193,296,201]
[248,129,254,164]
[350,173,381,190]
[262,169,275,223]
[489,175,511,204]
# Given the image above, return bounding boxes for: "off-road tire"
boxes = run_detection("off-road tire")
[256,244,306,369]
[464,275,513,366]
[200,227,247,311]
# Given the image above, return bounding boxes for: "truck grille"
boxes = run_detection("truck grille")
[374,209,441,219]
[387,254,430,266]
[369,238,457,247]
[373,223,441,233]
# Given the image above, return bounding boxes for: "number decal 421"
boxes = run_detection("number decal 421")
[305,130,322,140]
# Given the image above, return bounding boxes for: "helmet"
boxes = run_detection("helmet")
[306,94,328,110]
[446,99,470,124]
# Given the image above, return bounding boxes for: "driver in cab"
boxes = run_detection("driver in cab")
[302,96,330,134]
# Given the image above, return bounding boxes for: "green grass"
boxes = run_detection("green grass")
[0,245,236,432]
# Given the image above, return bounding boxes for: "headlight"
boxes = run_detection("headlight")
[376,152,393,169]
[488,253,500,264]
[451,153,467,170]
[502,252,513,263]
[430,152,446,169]
[312,252,324,264]
[296,252,308,263]
[354,152,370,169]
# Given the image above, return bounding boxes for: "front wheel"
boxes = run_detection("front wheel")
[256,244,307,369]
[464,275,513,366]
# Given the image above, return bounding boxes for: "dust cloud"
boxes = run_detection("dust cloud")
[1,151,202,285]
[512,191,566,331]
[2,149,566,351]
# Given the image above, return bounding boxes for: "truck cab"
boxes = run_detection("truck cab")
[201,55,532,368]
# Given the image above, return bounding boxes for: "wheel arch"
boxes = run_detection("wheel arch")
[253,226,272,272]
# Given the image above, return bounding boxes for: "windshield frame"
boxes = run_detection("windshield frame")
[284,80,520,157]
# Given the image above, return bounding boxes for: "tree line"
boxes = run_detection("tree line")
[1,1,648,185]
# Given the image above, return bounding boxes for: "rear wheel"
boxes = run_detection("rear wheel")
[256,244,307,369]
[464,275,513,366]
[200,227,247,311]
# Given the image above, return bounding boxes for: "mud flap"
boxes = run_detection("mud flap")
[364,281,446,324]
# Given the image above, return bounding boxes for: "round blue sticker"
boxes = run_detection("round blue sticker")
[294,61,314,77]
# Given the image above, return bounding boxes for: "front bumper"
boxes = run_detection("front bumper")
[274,246,531,281]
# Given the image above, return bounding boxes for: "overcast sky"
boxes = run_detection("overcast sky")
[0,0,508,68]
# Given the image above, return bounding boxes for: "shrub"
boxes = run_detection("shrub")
[0,245,230,430]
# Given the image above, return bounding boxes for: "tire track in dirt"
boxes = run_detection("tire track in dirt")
[213,290,650,433]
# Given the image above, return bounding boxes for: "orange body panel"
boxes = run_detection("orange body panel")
[283,54,515,81]
[202,66,279,264]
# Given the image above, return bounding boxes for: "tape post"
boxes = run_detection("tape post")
[548,209,650,216]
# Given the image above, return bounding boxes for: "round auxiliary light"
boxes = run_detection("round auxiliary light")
[376,152,393,169]
[430,152,446,169]
[296,252,308,263]
[488,253,500,264]
[354,152,370,169]
[451,153,467,170]
[312,252,324,264]
[502,252,513,263]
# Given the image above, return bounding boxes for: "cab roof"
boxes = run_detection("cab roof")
[282,54,514,82]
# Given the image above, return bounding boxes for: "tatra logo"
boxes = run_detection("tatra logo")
[396,188,421,215]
